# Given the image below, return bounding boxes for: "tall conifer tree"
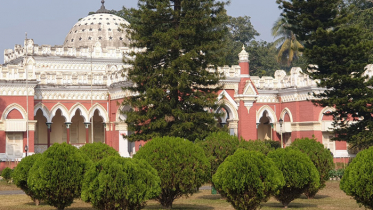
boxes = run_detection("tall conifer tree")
[122,0,229,141]
[277,0,373,149]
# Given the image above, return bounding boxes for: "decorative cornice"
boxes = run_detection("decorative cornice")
[34,89,108,100]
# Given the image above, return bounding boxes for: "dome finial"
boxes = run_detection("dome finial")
[96,0,110,14]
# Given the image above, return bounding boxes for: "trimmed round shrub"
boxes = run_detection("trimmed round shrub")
[268,147,320,208]
[134,136,209,208]
[213,149,285,210]
[28,143,92,210]
[80,142,120,162]
[340,146,373,209]
[238,139,276,155]
[82,156,161,210]
[195,132,239,182]
[291,137,334,198]
[1,167,12,183]
[12,154,42,204]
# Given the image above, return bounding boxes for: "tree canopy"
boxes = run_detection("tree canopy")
[134,136,209,208]
[121,0,230,141]
[272,17,303,67]
[213,149,284,210]
[277,0,373,149]
[341,146,373,209]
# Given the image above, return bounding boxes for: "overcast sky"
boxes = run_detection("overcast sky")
[0,0,281,58]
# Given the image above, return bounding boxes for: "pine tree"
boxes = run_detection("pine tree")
[122,0,230,141]
[277,0,373,149]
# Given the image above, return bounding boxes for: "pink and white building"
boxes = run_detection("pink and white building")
[0,2,357,170]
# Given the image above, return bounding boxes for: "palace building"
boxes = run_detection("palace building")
[0,1,356,170]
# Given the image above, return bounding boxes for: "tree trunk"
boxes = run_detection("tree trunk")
[34,199,40,206]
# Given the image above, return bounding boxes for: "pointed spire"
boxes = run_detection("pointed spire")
[96,0,110,14]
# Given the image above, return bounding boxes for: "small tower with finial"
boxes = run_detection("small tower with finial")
[238,45,250,76]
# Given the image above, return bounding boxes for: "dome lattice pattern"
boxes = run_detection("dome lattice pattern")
[63,13,130,49]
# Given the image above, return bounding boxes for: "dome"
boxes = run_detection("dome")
[63,13,130,49]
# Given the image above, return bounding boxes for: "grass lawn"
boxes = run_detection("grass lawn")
[0,181,361,210]
[0,181,19,191]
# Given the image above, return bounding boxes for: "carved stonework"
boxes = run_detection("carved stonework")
[257,95,279,103]
[0,85,35,96]
[28,120,37,131]
[110,89,132,100]
[221,83,238,92]
[115,122,128,131]
[290,121,322,132]
[34,90,108,100]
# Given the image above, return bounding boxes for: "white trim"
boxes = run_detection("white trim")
[218,90,238,110]
[256,105,277,124]
[280,108,294,122]
[89,103,109,122]
[69,103,89,122]
[2,104,27,120]
[319,106,336,122]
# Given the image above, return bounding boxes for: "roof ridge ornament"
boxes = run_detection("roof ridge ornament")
[96,0,110,14]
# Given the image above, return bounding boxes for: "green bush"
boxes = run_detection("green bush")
[264,139,281,150]
[336,168,344,179]
[1,167,12,183]
[81,156,161,210]
[238,139,276,155]
[291,137,334,198]
[195,132,239,182]
[340,146,373,209]
[80,142,120,162]
[12,154,42,204]
[213,149,285,210]
[328,169,337,179]
[28,143,92,210]
[268,147,320,208]
[134,136,209,208]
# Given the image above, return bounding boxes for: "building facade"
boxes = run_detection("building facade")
[0,2,356,170]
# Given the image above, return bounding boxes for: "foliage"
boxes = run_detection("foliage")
[329,169,337,179]
[272,17,303,67]
[1,167,12,183]
[220,16,259,66]
[79,142,120,162]
[246,41,281,77]
[134,136,209,208]
[122,0,230,142]
[336,168,345,179]
[238,139,277,155]
[277,0,373,149]
[195,132,240,183]
[12,154,42,204]
[28,143,92,210]
[340,146,373,209]
[213,149,285,210]
[268,147,320,208]
[110,7,137,24]
[291,137,334,198]
[81,156,161,210]
[342,0,373,41]
[264,139,281,150]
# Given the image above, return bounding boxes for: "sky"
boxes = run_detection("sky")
[0,0,281,58]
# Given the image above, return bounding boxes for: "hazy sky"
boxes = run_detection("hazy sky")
[0,0,281,57]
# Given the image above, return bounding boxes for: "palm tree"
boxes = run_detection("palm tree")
[272,17,303,67]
